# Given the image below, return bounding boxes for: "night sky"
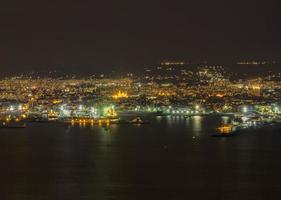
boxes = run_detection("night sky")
[1,0,280,75]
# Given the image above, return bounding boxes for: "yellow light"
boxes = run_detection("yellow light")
[105,107,117,118]
[52,99,62,104]
[112,91,128,99]
[216,94,224,98]
[252,85,261,90]
[218,125,232,134]
[158,91,174,96]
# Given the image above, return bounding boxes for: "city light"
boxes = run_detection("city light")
[243,106,248,113]
[112,91,128,99]
[0,63,280,129]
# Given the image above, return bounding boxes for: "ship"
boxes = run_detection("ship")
[129,117,150,125]
[114,117,150,125]
[212,124,237,137]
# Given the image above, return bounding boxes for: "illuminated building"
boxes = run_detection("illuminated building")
[112,91,129,99]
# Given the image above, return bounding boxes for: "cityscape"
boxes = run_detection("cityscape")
[1,0,281,199]
[1,61,281,135]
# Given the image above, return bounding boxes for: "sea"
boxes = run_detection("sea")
[0,116,281,200]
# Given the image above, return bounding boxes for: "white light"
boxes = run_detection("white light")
[242,116,249,122]
[243,106,248,113]
[60,105,64,111]
[79,105,83,111]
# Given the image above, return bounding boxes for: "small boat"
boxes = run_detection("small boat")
[212,124,236,137]
[129,117,150,124]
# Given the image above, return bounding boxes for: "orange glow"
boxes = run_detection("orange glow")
[106,108,117,118]
[218,124,233,134]
[215,93,225,98]
[158,91,175,96]
[252,85,261,90]
[112,91,128,99]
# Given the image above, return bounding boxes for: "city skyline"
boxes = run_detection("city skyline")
[1,2,281,199]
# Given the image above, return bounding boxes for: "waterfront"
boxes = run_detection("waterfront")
[1,116,281,200]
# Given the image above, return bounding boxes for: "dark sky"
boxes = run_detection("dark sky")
[0,0,280,75]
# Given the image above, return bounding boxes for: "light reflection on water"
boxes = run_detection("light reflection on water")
[1,116,281,199]
[190,116,202,136]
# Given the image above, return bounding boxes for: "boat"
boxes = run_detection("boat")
[113,117,150,125]
[129,117,150,124]
[212,124,237,137]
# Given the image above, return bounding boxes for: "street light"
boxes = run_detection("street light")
[243,106,248,113]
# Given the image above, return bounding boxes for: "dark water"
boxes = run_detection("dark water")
[1,116,281,200]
